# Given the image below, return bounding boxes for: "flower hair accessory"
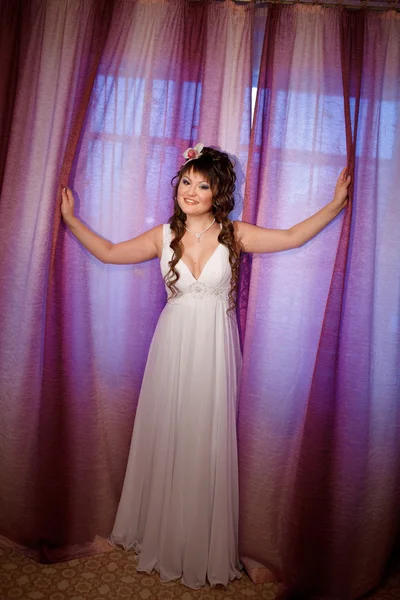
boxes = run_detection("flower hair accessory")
[183,143,204,162]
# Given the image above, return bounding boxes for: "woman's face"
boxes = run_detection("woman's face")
[177,168,214,217]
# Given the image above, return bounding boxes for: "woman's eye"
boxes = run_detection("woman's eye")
[200,185,210,190]
[182,179,189,185]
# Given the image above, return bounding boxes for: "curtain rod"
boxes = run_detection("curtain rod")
[240,0,400,11]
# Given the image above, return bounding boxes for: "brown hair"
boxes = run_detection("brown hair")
[165,147,241,313]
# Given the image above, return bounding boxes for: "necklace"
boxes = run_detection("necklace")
[184,218,216,243]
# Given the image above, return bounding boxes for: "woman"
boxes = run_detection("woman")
[61,145,351,589]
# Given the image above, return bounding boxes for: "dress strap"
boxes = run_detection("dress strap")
[163,223,172,248]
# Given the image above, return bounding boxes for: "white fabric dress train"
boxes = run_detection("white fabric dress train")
[110,224,242,589]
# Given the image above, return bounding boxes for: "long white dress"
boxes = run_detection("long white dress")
[110,224,242,589]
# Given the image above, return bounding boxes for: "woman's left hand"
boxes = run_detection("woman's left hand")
[331,167,351,212]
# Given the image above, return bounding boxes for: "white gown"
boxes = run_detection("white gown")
[110,224,242,589]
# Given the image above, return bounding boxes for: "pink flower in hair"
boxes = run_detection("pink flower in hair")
[183,143,204,161]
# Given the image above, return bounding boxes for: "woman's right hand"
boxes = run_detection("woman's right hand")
[61,186,75,224]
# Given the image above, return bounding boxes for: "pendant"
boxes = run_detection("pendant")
[196,234,201,243]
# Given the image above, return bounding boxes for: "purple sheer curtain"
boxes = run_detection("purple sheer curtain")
[0,0,114,559]
[0,0,252,561]
[238,6,400,598]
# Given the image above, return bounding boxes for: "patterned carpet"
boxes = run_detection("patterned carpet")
[0,544,399,600]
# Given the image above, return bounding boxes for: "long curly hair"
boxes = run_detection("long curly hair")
[165,147,241,313]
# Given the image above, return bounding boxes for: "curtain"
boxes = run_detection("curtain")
[0,0,115,560]
[0,0,252,562]
[238,6,400,599]
[0,1,399,598]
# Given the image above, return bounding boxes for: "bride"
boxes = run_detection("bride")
[61,144,351,589]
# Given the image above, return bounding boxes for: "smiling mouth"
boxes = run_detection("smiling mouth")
[184,198,199,205]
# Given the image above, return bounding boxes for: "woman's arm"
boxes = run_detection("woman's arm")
[61,187,161,264]
[235,168,351,253]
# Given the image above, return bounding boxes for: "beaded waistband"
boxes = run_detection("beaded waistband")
[167,281,229,303]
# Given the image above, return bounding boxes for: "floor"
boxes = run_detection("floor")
[0,543,399,600]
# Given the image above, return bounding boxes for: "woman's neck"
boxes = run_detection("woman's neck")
[184,214,215,232]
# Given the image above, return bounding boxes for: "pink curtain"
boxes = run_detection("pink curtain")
[0,0,115,559]
[0,1,399,598]
[0,0,252,561]
[238,6,400,599]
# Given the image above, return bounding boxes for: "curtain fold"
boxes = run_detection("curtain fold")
[279,10,363,597]
[38,0,117,562]
[0,0,22,193]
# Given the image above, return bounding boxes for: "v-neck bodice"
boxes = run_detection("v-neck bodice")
[179,243,222,282]
[160,224,232,303]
